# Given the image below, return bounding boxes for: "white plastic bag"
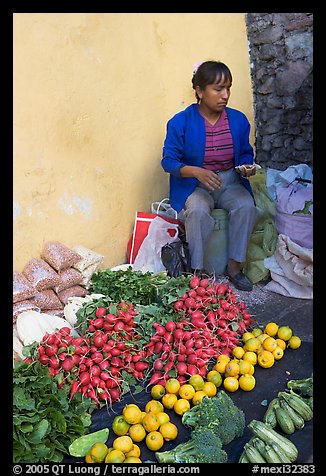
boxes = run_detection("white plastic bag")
[151,198,178,220]
[133,216,179,273]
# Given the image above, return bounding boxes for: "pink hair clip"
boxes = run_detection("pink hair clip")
[193,62,203,74]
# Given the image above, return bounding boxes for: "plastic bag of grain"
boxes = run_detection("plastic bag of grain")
[30,289,63,310]
[57,285,89,305]
[41,241,82,272]
[72,245,104,272]
[23,258,61,291]
[13,271,37,303]
[53,267,83,293]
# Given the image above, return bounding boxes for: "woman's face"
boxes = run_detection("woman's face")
[196,73,232,113]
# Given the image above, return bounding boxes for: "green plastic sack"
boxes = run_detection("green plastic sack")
[243,170,278,283]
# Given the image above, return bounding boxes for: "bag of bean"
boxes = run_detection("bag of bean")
[41,241,82,272]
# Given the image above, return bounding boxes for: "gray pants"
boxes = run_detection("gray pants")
[183,168,259,270]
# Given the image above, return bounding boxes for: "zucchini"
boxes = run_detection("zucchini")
[270,442,292,463]
[252,437,268,459]
[244,443,267,463]
[68,428,109,457]
[279,397,305,430]
[238,451,250,463]
[264,444,283,463]
[263,398,278,428]
[274,400,295,434]
[248,420,298,462]
[278,391,313,421]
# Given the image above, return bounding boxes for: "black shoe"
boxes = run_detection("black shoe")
[227,271,253,292]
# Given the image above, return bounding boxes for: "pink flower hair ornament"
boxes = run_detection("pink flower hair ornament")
[193,62,203,75]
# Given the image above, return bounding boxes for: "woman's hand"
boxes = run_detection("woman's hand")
[180,166,222,191]
[235,164,256,178]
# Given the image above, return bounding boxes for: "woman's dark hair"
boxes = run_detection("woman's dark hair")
[192,61,232,102]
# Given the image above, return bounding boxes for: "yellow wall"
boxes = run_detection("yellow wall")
[13,13,254,271]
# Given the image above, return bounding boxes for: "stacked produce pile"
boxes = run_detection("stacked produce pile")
[13,267,313,464]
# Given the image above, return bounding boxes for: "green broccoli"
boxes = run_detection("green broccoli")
[155,427,228,463]
[181,391,245,445]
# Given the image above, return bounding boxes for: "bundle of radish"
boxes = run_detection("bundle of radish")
[144,276,254,386]
[23,301,150,408]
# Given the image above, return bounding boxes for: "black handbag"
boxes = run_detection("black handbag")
[161,236,192,278]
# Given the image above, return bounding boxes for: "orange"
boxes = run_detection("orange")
[145,431,164,451]
[105,449,125,463]
[206,370,223,387]
[85,452,96,463]
[189,374,205,391]
[244,337,261,353]
[161,393,178,410]
[125,444,141,458]
[277,326,293,341]
[242,351,257,366]
[252,327,263,337]
[223,376,239,392]
[288,335,301,349]
[232,346,245,359]
[214,360,229,374]
[272,346,284,360]
[113,435,133,454]
[192,390,207,405]
[216,353,231,362]
[142,412,160,432]
[257,350,275,368]
[156,411,170,426]
[242,332,255,343]
[124,456,142,463]
[257,333,270,344]
[178,384,196,400]
[238,359,254,375]
[239,374,256,391]
[276,338,287,351]
[263,336,278,352]
[128,423,146,443]
[173,398,191,415]
[145,400,164,414]
[123,404,142,425]
[165,378,180,394]
[112,415,131,436]
[202,381,217,397]
[88,442,109,463]
[159,422,178,441]
[151,384,166,400]
[224,360,240,377]
[264,322,279,337]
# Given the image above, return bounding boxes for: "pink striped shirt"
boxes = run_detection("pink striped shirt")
[202,109,234,172]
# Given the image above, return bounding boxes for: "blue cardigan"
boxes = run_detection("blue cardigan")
[161,103,255,213]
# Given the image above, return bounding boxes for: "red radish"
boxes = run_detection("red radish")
[153,359,164,371]
[176,362,187,375]
[189,276,200,288]
[165,321,176,332]
[135,361,149,372]
[45,344,58,357]
[164,361,175,373]
[79,371,91,386]
[95,307,107,318]
[148,372,164,386]
[173,300,183,311]
[199,278,210,288]
[195,286,207,297]
[69,381,80,400]
[61,357,75,372]
[93,318,104,328]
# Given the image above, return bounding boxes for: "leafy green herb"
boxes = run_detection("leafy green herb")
[13,361,95,463]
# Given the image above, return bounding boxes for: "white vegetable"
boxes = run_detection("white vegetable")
[13,325,24,366]
[64,293,105,326]
[16,310,79,346]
